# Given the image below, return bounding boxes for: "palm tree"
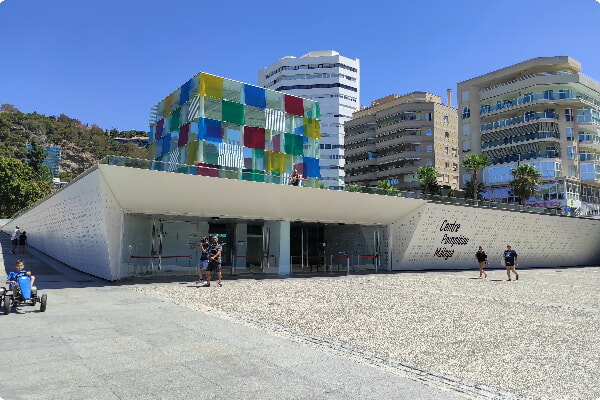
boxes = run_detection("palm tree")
[415,166,440,195]
[510,164,541,206]
[461,154,491,202]
[464,179,486,201]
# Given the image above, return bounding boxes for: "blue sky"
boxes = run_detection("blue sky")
[1,0,599,132]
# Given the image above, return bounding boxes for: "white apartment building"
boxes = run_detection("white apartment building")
[458,56,600,216]
[259,50,360,190]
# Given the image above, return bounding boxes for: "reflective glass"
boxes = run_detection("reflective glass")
[223,80,243,103]
[245,105,266,128]
[203,96,222,121]
[244,84,266,109]
[265,90,283,111]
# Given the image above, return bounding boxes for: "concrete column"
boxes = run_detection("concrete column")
[264,220,291,275]
[234,223,247,270]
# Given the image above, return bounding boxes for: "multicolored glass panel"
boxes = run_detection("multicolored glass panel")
[149,72,321,185]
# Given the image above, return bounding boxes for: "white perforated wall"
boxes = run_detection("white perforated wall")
[3,169,123,280]
[390,203,600,270]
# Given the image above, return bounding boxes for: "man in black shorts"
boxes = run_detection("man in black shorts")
[204,236,223,287]
[503,244,519,281]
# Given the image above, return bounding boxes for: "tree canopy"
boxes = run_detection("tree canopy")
[510,164,542,206]
[0,156,51,218]
[461,153,491,202]
[416,165,440,195]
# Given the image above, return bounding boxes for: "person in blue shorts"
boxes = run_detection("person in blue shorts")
[196,236,209,284]
[6,260,35,291]
[503,244,519,281]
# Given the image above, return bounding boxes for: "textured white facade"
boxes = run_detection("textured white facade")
[3,164,599,281]
[259,50,360,190]
[2,169,124,280]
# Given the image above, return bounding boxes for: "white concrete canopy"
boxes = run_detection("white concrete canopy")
[98,164,427,225]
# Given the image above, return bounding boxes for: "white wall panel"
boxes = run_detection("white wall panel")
[3,169,123,280]
[391,203,600,270]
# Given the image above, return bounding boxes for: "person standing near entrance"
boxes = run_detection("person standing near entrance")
[475,246,488,279]
[503,244,519,281]
[196,236,209,284]
[204,236,223,287]
[10,226,20,254]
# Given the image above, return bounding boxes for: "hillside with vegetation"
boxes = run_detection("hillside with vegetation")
[0,103,149,217]
[0,103,149,180]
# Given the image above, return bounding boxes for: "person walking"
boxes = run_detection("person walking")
[204,236,223,287]
[475,246,488,279]
[19,231,28,254]
[503,244,519,281]
[196,236,209,284]
[10,226,20,254]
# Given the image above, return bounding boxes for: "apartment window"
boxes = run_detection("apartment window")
[559,90,571,99]
[566,127,574,141]
[568,165,577,177]
[426,144,433,152]
[543,90,554,100]
[445,147,449,154]
[425,128,432,136]
[445,162,449,168]
[445,131,450,138]
[565,108,573,122]
[462,107,470,119]
[444,116,449,123]
[523,93,534,103]
[368,152,378,159]
[425,112,432,121]
[544,109,555,118]
[462,123,470,136]
[462,140,471,152]
[567,146,575,160]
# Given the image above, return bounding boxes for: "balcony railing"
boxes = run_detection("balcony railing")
[480,90,600,115]
[481,112,558,132]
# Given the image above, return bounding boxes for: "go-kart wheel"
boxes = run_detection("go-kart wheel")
[40,294,47,312]
[3,295,11,315]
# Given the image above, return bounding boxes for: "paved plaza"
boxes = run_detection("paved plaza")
[1,232,599,399]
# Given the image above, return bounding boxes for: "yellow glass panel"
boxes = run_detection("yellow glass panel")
[304,117,321,139]
[272,151,284,174]
[200,73,223,99]
[164,94,174,117]
[186,141,200,164]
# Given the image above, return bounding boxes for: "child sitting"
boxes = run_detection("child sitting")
[6,260,35,292]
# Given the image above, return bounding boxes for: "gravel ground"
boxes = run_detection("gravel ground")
[132,267,600,400]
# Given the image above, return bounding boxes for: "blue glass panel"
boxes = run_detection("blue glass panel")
[244,85,266,109]
[199,118,223,143]
[180,79,191,105]
[162,134,171,155]
[303,157,320,178]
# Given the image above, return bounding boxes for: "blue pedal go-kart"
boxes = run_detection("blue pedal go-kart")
[1,274,47,315]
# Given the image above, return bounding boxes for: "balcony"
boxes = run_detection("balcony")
[481,112,559,132]
[480,90,600,116]
[579,132,600,152]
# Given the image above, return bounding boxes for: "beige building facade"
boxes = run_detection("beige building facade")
[458,56,600,216]
[344,92,459,190]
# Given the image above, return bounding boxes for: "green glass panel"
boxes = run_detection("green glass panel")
[271,171,282,185]
[169,108,180,132]
[252,169,264,182]
[176,166,187,174]
[222,100,245,125]
[222,169,238,180]
[205,142,219,165]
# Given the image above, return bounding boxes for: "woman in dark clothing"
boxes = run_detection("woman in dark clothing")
[475,246,488,279]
